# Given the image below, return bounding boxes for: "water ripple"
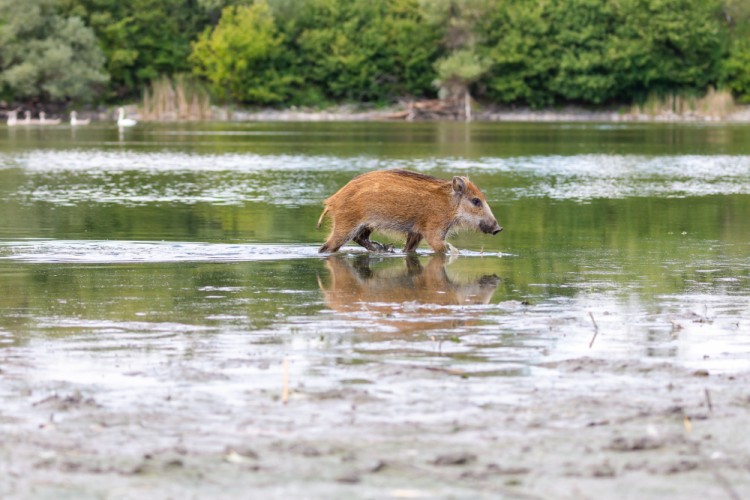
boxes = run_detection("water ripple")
[0,240,324,263]
[3,150,750,204]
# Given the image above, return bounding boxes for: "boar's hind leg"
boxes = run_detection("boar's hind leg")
[319,225,353,253]
[403,232,423,253]
[353,227,393,253]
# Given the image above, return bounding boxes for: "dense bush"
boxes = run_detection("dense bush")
[286,0,442,104]
[480,0,728,107]
[0,0,108,102]
[191,1,297,104]
[722,0,750,102]
[59,0,212,100]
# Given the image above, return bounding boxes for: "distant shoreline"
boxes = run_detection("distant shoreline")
[5,103,750,124]
[210,103,750,123]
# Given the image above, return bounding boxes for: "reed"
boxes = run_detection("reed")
[141,74,212,121]
[632,87,735,119]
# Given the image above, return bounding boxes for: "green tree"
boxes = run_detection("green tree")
[290,0,441,103]
[190,1,297,104]
[607,0,727,101]
[60,0,212,100]
[480,0,729,107]
[479,0,556,107]
[433,49,490,99]
[424,0,491,109]
[0,0,108,103]
[546,0,619,103]
[722,0,750,102]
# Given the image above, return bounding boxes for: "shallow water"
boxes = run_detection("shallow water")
[1,122,750,497]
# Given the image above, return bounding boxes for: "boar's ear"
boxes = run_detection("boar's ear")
[452,176,466,194]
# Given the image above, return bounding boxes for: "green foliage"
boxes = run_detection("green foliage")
[424,0,491,100]
[190,1,297,104]
[61,0,212,100]
[608,0,727,100]
[289,0,441,104]
[546,0,619,103]
[481,0,729,107]
[0,0,108,102]
[721,0,750,102]
[2,0,749,108]
[479,0,557,107]
[723,41,750,103]
[434,49,490,98]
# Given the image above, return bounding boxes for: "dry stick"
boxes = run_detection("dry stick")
[704,388,714,413]
[282,358,289,405]
[588,312,600,348]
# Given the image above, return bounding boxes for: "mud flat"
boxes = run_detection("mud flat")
[1,330,749,499]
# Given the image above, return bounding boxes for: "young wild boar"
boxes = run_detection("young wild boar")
[317,169,502,253]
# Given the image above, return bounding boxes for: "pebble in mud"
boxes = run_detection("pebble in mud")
[432,452,477,466]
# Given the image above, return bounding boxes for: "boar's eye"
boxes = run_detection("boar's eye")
[471,197,482,207]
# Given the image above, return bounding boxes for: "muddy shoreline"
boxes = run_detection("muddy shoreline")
[2,341,748,498]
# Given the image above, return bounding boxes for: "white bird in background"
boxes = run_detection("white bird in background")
[70,111,90,126]
[117,107,137,127]
[6,110,18,126]
[39,111,61,125]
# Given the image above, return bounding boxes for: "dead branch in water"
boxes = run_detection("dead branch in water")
[588,312,599,348]
[704,388,713,413]
[282,358,289,405]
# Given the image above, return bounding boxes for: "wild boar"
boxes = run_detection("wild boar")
[317,169,502,253]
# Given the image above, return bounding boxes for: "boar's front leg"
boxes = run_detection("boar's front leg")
[424,231,454,254]
[353,227,393,253]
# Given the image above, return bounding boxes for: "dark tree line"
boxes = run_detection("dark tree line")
[2,0,750,108]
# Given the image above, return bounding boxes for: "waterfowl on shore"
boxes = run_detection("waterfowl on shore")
[6,110,18,126]
[70,111,90,126]
[39,111,61,125]
[23,111,34,125]
[117,107,137,127]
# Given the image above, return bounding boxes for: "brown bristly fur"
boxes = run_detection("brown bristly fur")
[317,169,502,253]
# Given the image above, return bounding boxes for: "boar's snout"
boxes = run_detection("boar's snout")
[480,220,503,235]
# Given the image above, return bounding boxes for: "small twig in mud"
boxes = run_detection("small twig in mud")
[282,358,289,405]
[422,365,467,377]
[588,312,599,348]
[431,335,444,356]
[704,388,713,413]
[683,415,692,433]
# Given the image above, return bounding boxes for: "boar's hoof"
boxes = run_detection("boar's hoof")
[369,241,394,253]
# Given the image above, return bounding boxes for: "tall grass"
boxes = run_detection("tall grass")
[632,87,735,118]
[141,75,212,121]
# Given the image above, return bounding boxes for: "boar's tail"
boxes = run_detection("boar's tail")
[316,205,329,229]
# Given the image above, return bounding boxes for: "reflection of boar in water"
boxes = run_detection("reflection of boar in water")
[319,254,500,334]
[317,169,502,253]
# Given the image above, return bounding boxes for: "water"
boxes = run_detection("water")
[1,121,750,497]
